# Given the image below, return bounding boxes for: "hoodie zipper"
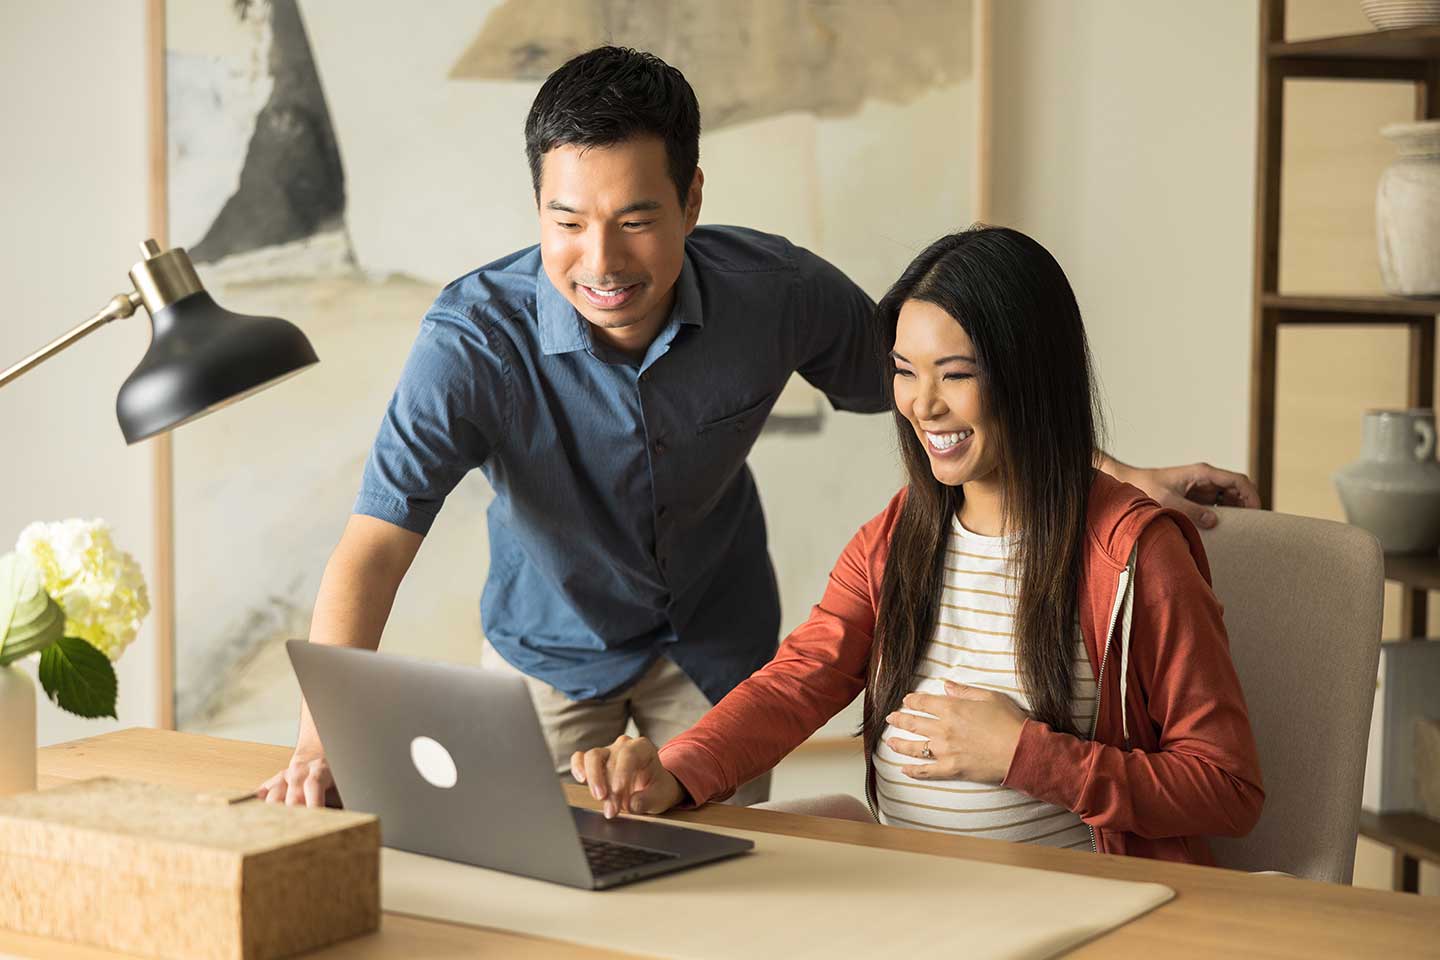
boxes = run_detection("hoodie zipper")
[864,668,882,823]
[1087,565,1130,854]
[866,761,880,824]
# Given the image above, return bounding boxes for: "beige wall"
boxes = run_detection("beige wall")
[990,0,1257,475]
[0,1,158,745]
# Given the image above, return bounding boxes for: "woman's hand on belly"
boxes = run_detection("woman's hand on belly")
[885,680,1028,784]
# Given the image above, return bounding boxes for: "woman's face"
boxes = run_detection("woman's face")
[891,299,999,489]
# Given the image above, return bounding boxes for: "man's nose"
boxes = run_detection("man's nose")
[582,226,627,279]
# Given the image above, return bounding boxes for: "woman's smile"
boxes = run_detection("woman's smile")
[922,428,974,458]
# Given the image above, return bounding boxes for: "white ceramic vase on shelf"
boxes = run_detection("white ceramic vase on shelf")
[0,664,37,796]
[1377,120,1440,298]
[1362,0,1440,30]
[1334,409,1440,554]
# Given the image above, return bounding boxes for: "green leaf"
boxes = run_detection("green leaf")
[38,636,117,719]
[0,553,64,666]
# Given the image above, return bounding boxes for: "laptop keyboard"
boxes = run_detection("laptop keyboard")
[581,836,678,875]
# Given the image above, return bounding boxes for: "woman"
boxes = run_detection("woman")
[573,227,1263,864]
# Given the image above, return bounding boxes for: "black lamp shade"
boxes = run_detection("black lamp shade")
[115,291,318,444]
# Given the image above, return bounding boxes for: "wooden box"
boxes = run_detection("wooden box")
[0,778,379,960]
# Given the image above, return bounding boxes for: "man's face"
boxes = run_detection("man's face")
[538,137,701,351]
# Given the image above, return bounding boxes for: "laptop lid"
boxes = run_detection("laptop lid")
[285,640,594,888]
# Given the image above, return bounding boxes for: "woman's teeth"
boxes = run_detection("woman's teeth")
[925,429,973,450]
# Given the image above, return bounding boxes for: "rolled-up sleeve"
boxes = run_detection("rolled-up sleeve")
[353,309,510,535]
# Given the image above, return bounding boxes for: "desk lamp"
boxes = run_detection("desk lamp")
[0,240,318,441]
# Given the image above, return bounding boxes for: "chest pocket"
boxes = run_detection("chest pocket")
[696,392,779,435]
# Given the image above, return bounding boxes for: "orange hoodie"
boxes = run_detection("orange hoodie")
[658,471,1264,864]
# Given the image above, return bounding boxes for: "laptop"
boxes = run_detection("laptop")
[286,640,753,889]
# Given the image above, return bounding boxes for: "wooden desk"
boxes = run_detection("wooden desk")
[3,728,1436,959]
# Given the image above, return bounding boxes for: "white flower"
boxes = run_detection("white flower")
[15,519,149,662]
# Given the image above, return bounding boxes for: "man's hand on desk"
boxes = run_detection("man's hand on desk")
[572,735,683,819]
[256,744,340,807]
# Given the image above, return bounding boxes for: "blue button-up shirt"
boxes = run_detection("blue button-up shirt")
[355,225,885,702]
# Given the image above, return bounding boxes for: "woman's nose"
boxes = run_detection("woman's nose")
[913,382,947,421]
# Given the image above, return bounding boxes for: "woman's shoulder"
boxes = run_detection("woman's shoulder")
[852,489,910,546]
[833,486,910,570]
[1085,471,1211,586]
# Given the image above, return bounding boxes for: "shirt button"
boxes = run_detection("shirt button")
[654,439,666,456]
[657,505,668,519]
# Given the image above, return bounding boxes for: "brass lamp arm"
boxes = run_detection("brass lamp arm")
[0,290,145,389]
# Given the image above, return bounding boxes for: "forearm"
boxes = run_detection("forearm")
[307,549,404,651]
[660,619,871,804]
[662,659,862,804]
[1004,721,1263,839]
[296,518,418,750]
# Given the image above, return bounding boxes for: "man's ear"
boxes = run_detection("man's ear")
[683,168,704,234]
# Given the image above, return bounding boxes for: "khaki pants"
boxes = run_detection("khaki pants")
[481,644,771,806]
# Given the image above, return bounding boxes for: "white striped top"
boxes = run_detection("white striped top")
[873,516,1096,850]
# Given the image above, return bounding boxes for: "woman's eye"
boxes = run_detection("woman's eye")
[893,369,915,379]
[944,373,973,382]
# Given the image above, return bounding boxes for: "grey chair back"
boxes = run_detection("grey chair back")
[1199,507,1384,883]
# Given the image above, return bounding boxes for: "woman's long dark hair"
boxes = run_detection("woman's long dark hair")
[863,226,1104,760]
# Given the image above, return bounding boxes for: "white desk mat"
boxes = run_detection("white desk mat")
[381,823,1174,960]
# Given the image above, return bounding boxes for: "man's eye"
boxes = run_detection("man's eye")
[555,221,580,230]
[622,221,655,229]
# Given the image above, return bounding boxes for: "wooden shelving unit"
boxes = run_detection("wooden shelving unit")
[1250,1,1440,893]
[1358,810,1440,891]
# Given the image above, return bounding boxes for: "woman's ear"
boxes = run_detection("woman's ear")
[683,168,704,234]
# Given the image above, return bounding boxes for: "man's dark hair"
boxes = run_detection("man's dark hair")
[524,46,701,205]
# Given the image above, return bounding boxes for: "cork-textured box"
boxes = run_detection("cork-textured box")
[0,777,380,960]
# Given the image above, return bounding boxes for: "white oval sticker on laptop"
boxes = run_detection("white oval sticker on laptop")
[410,735,458,789]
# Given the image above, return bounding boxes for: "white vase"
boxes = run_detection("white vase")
[1334,408,1440,554]
[1378,120,1440,298]
[1362,0,1440,30]
[0,665,37,795]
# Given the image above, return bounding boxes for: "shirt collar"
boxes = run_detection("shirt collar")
[535,249,704,357]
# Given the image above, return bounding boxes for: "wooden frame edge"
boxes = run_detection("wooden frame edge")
[973,0,994,223]
[147,0,175,731]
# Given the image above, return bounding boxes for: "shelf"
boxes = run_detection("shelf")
[1262,293,1440,323]
[1270,26,1440,62]
[1386,554,1440,592]
[1358,810,1440,864]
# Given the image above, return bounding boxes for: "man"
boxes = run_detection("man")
[258,46,1256,808]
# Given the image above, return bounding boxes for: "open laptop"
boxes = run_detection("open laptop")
[286,640,753,889]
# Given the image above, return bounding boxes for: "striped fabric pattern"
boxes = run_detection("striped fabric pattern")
[873,516,1096,850]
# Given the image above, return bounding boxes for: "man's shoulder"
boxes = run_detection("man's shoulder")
[428,244,542,333]
[686,225,803,277]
